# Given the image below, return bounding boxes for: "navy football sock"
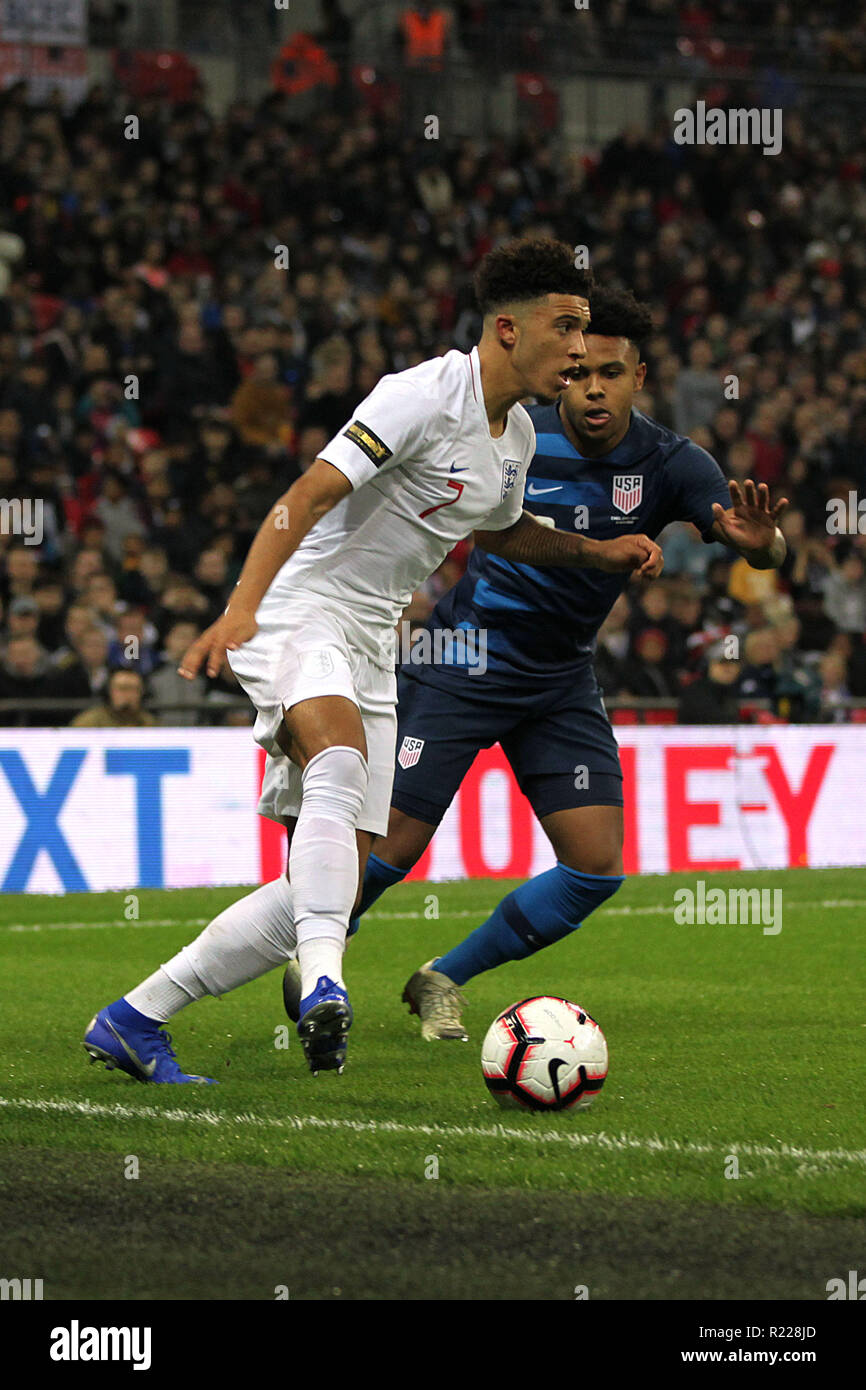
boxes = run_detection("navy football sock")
[434,863,624,985]
[349,851,408,937]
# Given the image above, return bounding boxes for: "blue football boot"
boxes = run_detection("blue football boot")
[297,976,353,1075]
[83,999,216,1084]
[283,928,357,1025]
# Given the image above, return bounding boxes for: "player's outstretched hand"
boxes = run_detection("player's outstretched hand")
[711,479,788,551]
[178,608,258,680]
[594,534,663,579]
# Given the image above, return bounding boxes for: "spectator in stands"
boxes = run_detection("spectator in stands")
[739,627,782,702]
[725,438,758,486]
[76,376,139,442]
[138,546,171,603]
[739,625,820,720]
[187,419,239,490]
[204,656,254,727]
[397,2,452,70]
[52,603,101,669]
[709,405,741,474]
[594,592,630,696]
[151,574,212,642]
[672,339,720,436]
[317,0,353,56]
[107,607,159,676]
[296,424,330,474]
[71,667,156,728]
[148,620,205,726]
[116,534,154,607]
[770,609,822,719]
[745,403,787,487]
[300,346,356,435]
[657,519,726,583]
[727,548,779,609]
[699,556,745,632]
[192,548,231,622]
[0,635,58,725]
[159,322,233,427]
[2,546,40,604]
[83,572,122,629]
[620,628,680,699]
[678,643,743,724]
[33,577,67,651]
[66,549,105,602]
[59,626,111,705]
[627,583,679,654]
[93,470,147,563]
[817,650,851,721]
[668,586,706,672]
[229,352,292,453]
[822,549,866,634]
[845,626,866,696]
[4,595,41,645]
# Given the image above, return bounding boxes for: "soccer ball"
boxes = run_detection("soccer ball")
[481,996,608,1112]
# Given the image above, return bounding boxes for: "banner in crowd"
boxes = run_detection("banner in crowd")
[0,0,87,104]
[0,43,87,102]
[0,726,863,893]
[0,0,86,45]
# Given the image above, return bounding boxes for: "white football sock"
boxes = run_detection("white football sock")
[289,744,368,999]
[124,876,296,1022]
[124,968,195,1022]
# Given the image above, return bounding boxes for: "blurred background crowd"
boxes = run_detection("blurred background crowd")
[1,0,866,727]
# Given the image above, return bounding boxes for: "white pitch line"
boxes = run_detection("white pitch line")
[1,918,212,933]
[2,899,865,934]
[0,909,486,933]
[1,1095,863,1171]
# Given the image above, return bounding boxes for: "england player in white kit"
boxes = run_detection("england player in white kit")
[230,339,539,856]
[83,237,661,1081]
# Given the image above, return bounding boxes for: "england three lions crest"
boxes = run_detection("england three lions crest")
[501,458,521,501]
[612,474,643,515]
[397,736,425,770]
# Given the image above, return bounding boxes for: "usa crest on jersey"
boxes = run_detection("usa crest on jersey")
[612,474,643,515]
[397,736,425,769]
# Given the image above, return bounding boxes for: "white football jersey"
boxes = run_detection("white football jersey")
[259,346,535,663]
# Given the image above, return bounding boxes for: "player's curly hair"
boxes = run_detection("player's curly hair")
[586,288,654,355]
[473,237,594,316]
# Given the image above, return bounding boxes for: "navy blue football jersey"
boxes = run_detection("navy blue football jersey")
[421,402,732,687]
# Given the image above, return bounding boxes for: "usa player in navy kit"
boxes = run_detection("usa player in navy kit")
[282,289,789,1039]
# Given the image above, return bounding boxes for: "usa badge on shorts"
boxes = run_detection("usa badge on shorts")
[612,474,643,515]
[397,736,425,769]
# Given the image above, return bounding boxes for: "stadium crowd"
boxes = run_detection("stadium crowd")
[91,2,866,78]
[1,27,866,727]
[449,0,866,75]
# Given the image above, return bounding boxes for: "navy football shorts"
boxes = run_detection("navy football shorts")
[390,661,623,826]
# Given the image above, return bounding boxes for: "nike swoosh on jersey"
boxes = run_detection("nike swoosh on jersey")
[106,1017,157,1077]
[449,462,469,473]
[526,483,562,495]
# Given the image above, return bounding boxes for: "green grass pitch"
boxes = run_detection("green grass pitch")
[1,867,864,1300]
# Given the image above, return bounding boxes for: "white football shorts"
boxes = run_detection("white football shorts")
[227,596,398,836]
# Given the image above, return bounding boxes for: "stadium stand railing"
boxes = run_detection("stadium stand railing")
[3,698,866,728]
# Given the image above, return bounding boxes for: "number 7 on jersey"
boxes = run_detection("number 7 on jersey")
[419,478,465,519]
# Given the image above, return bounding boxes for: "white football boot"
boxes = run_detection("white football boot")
[402,960,468,1041]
